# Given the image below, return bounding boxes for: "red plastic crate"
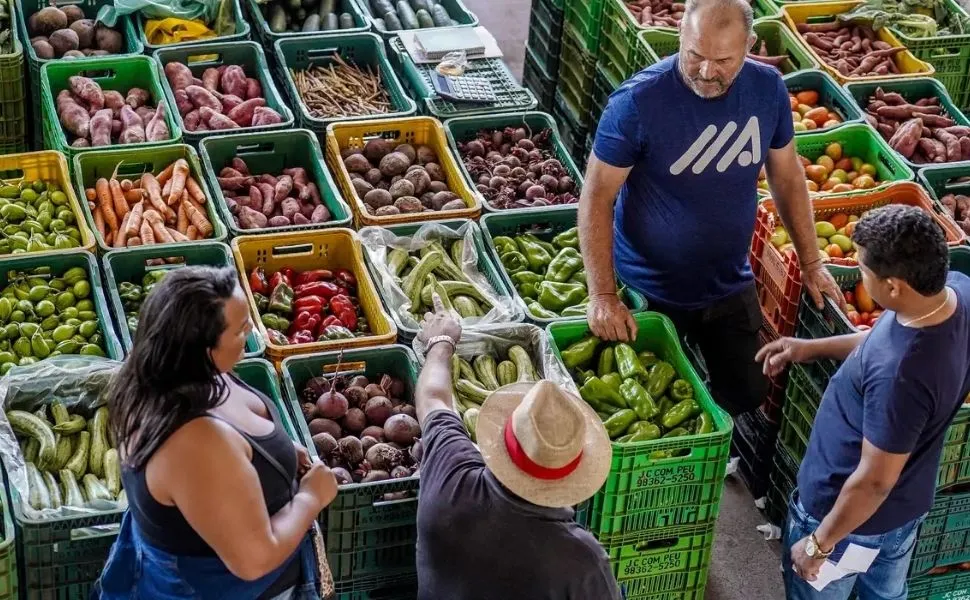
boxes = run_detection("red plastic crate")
[758,326,788,424]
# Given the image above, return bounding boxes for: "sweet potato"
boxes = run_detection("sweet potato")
[146,103,170,142]
[268,215,290,227]
[57,90,90,138]
[248,185,263,209]
[245,78,262,100]
[261,187,276,216]
[186,85,222,113]
[202,68,220,92]
[118,105,146,144]
[259,174,278,186]
[888,118,922,158]
[238,206,268,230]
[920,114,957,128]
[103,90,124,112]
[164,63,194,91]
[962,137,970,161]
[184,109,201,131]
[274,175,293,202]
[89,109,113,146]
[218,176,253,191]
[68,75,104,110]
[281,198,300,220]
[173,89,193,116]
[797,21,842,33]
[232,158,250,175]
[226,98,266,127]
[219,94,244,113]
[125,87,150,109]
[310,204,331,223]
[934,129,963,162]
[294,212,311,225]
[200,106,240,130]
[220,66,248,98]
[305,182,322,206]
[251,107,283,127]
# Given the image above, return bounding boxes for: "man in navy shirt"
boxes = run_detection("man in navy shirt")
[758,205,970,599]
[580,0,840,415]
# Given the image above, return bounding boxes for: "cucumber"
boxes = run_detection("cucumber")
[373,0,394,15]
[82,474,112,502]
[8,410,57,470]
[302,13,321,31]
[24,438,38,463]
[53,414,85,435]
[339,12,354,28]
[430,3,450,26]
[410,0,430,10]
[65,431,90,481]
[26,462,50,510]
[269,5,288,32]
[104,449,122,497]
[53,434,73,470]
[88,407,109,478]
[384,11,402,30]
[318,0,336,16]
[415,8,434,28]
[60,469,84,507]
[322,12,339,30]
[43,471,62,509]
[396,0,418,28]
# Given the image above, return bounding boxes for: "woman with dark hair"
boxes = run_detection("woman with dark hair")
[94,266,337,600]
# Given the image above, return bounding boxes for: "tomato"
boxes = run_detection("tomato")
[844,291,855,305]
[796,90,820,106]
[789,95,799,111]
[828,213,849,230]
[825,244,844,258]
[846,310,861,326]
[855,281,876,312]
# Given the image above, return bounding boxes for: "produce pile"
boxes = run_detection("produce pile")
[0,265,108,373]
[83,159,215,247]
[11,404,122,510]
[0,180,85,254]
[940,192,970,235]
[493,227,596,319]
[758,142,880,194]
[0,1,13,54]
[860,88,970,165]
[841,281,882,330]
[794,20,905,78]
[452,345,541,440]
[457,126,578,210]
[118,270,167,336]
[747,41,789,72]
[214,157,332,231]
[163,62,283,132]
[837,0,970,39]
[249,265,370,345]
[560,336,715,449]
[299,370,421,485]
[623,0,683,27]
[364,0,459,31]
[57,77,170,148]
[789,89,845,132]
[343,138,468,216]
[27,4,123,59]
[770,211,861,266]
[291,57,391,120]
[262,0,358,33]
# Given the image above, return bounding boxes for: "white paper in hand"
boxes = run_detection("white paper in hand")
[800,543,879,592]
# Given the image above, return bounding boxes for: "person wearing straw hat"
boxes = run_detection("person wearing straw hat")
[413,295,622,599]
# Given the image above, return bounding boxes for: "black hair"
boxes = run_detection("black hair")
[109,266,240,470]
[852,204,948,295]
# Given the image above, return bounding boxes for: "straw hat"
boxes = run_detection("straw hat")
[476,380,612,508]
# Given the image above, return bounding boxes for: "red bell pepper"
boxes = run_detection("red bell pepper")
[333,268,357,288]
[249,266,269,296]
[306,314,322,336]
[295,269,333,286]
[294,295,325,315]
[295,281,341,299]
[330,294,358,331]
[319,315,341,331]
[290,311,314,335]
[270,271,290,289]
[266,329,289,346]
[289,330,315,345]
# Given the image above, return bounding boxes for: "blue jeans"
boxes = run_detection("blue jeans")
[782,494,924,600]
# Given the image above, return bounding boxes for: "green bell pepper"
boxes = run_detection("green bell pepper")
[574,368,595,385]
[615,343,649,381]
[512,271,544,299]
[492,236,518,257]
[602,372,622,392]
[569,270,587,286]
[318,325,355,340]
[646,361,677,398]
[519,282,539,299]
[629,422,662,442]
[663,427,690,438]
[694,410,714,435]
[661,398,701,429]
[597,346,615,377]
[620,378,659,420]
[615,433,634,444]
[580,375,627,409]
[118,282,142,304]
[501,251,530,275]
[253,292,269,313]
[638,350,659,368]
[603,409,637,439]
[560,305,587,317]
[268,282,294,315]
[656,396,674,422]
[561,335,601,369]
[537,281,586,312]
[527,301,559,319]
[552,227,579,250]
[546,248,583,283]
[515,234,554,272]
[671,379,694,402]
[260,313,290,332]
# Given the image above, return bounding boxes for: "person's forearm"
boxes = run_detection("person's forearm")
[239,492,319,580]
[803,331,868,361]
[416,343,456,425]
[814,469,893,551]
[770,173,819,268]
[579,183,618,297]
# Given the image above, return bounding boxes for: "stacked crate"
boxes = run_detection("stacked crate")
[0,0,25,154]
[524,0,564,113]
[554,0,604,160]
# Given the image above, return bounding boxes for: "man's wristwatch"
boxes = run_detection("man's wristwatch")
[805,532,833,560]
[425,335,457,353]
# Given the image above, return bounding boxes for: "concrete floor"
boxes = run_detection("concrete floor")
[464,0,786,596]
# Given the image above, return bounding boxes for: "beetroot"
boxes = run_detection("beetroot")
[360,435,379,455]
[301,402,318,421]
[366,443,404,472]
[391,465,411,479]
[338,436,364,467]
[316,390,349,419]
[312,432,338,457]
[410,439,424,463]
[361,425,385,441]
[362,470,390,483]
[308,418,341,438]
[398,404,417,419]
[332,467,353,485]
[364,396,393,427]
[344,386,368,409]
[341,407,367,435]
[384,414,420,446]
[364,383,385,398]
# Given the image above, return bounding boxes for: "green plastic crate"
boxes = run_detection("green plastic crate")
[442,111,584,213]
[910,489,970,577]
[556,24,596,122]
[280,346,421,593]
[845,77,970,170]
[563,0,605,55]
[918,161,970,205]
[0,465,16,600]
[784,70,864,135]
[388,37,535,119]
[598,0,666,86]
[638,29,678,65]
[606,522,716,599]
[480,205,646,325]
[753,0,782,21]
[522,44,557,112]
[765,441,798,525]
[101,240,264,358]
[276,33,416,136]
[71,144,227,252]
[243,0,369,49]
[590,63,621,129]
[135,0,250,53]
[40,55,182,161]
[357,0,479,39]
[153,41,295,145]
[198,129,353,236]
[550,312,733,543]
[235,357,300,438]
[527,0,564,77]
[552,91,589,163]
[0,0,25,153]
[909,569,970,600]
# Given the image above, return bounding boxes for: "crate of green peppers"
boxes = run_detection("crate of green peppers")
[102,241,264,359]
[479,205,646,325]
[549,312,731,544]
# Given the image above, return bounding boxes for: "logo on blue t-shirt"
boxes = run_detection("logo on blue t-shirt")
[669,116,762,175]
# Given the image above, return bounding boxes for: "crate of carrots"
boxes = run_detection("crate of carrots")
[73,144,226,252]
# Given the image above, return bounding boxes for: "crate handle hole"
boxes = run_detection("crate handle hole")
[111,161,151,179]
[234,142,275,155]
[372,494,418,509]
[306,48,341,61]
[186,53,223,65]
[0,168,25,181]
[144,258,188,272]
[70,522,121,541]
[83,69,117,81]
[271,243,314,257]
[633,537,682,552]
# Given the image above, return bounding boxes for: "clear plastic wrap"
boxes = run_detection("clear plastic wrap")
[0,357,125,520]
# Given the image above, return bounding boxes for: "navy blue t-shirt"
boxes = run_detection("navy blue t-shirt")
[798,272,970,535]
[593,56,794,309]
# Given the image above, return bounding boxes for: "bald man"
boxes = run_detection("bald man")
[579,0,842,417]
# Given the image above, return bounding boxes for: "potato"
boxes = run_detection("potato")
[69,19,96,49]
[416,145,437,165]
[364,168,383,186]
[428,180,449,193]
[379,152,410,177]
[364,138,393,163]
[364,188,393,209]
[430,191,457,210]
[95,24,123,53]
[344,154,372,175]
[394,144,416,163]
[268,215,290,227]
[62,49,85,59]
[394,196,423,213]
[388,179,415,199]
[49,28,79,56]
[31,7,67,36]
[31,39,55,59]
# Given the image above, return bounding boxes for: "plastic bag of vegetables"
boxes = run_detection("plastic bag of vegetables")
[0,356,126,519]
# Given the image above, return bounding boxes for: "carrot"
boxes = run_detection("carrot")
[162,177,172,199]
[139,220,153,245]
[186,176,207,204]
[141,173,176,222]
[126,236,142,247]
[115,212,131,248]
[108,179,129,221]
[85,188,96,202]
[126,202,144,238]
[167,159,190,207]
[176,202,188,233]
[95,178,118,233]
[120,179,133,192]
[182,199,213,238]
[156,162,176,186]
[124,189,144,204]
[186,225,199,240]
[168,227,190,243]
[151,220,175,245]
[93,207,105,239]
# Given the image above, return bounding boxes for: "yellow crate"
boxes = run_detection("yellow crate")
[231,229,397,363]
[782,1,935,84]
[0,150,95,256]
[325,116,482,228]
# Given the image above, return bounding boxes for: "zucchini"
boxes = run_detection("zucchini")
[396,0,418,28]
[322,12,339,30]
[26,462,50,510]
[104,449,122,497]
[88,407,109,478]
[24,438,38,463]
[497,360,517,387]
[65,431,90,481]
[373,0,394,15]
[82,474,112,502]
[457,357,479,384]
[43,471,62,509]
[453,296,483,318]
[319,0,337,13]
[60,469,84,507]
[430,3,451,26]
[8,410,57,470]
[53,414,85,435]
[50,401,69,426]
[509,345,539,383]
[383,10,402,30]
[473,355,500,390]
[415,8,434,28]
[455,379,490,404]
[54,434,73,470]
[302,13,321,31]
[339,12,354,28]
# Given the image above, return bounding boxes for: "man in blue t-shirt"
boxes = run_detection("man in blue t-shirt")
[758,206,970,599]
[580,0,840,415]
